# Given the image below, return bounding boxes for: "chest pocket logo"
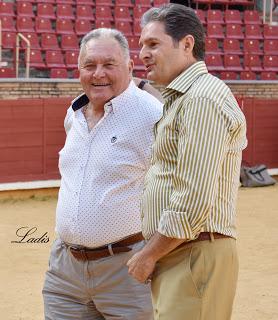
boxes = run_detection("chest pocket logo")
[111,136,117,143]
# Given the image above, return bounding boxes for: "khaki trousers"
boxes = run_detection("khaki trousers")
[43,238,153,320]
[151,237,238,320]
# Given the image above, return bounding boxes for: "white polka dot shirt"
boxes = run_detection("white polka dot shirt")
[56,81,163,248]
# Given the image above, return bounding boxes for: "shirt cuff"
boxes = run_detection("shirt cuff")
[157,210,195,240]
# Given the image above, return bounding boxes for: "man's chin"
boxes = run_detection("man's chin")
[146,72,164,85]
[146,71,157,82]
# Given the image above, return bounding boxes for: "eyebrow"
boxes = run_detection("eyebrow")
[83,57,117,65]
[139,37,160,46]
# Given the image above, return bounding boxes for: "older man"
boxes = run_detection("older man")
[43,28,162,320]
[128,4,247,320]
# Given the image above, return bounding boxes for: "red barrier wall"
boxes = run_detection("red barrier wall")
[238,98,278,168]
[0,98,71,183]
[0,97,277,183]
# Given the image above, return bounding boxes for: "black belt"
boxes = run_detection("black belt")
[66,232,144,261]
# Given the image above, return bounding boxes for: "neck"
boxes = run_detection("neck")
[88,102,105,116]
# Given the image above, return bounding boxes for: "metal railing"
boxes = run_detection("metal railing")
[263,0,276,24]
[16,33,30,78]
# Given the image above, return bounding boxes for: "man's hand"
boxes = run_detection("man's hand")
[127,232,185,283]
[127,250,157,283]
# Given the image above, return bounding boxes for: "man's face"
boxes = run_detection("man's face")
[79,38,133,108]
[139,21,192,86]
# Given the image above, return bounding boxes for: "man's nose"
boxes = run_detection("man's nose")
[139,46,149,62]
[93,65,105,78]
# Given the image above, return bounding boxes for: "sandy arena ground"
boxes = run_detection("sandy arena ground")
[0,184,277,320]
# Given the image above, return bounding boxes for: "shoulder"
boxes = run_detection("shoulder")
[64,106,75,134]
[189,73,230,106]
[131,85,163,119]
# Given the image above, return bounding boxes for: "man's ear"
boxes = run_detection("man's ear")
[128,59,134,75]
[181,35,195,54]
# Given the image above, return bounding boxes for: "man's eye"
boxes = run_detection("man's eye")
[82,65,95,70]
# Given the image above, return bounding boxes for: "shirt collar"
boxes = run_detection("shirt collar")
[162,61,208,101]
[71,80,136,113]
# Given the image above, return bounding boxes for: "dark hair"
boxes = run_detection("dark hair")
[141,4,205,60]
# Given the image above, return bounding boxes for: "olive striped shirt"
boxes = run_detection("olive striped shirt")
[141,61,247,241]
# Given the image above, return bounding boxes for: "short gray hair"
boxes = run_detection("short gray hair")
[78,28,130,67]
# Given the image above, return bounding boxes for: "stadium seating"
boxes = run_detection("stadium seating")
[260,71,277,80]
[45,50,66,68]
[244,54,263,71]
[243,10,261,24]
[17,17,35,33]
[263,56,278,71]
[131,52,145,71]
[220,71,238,80]
[243,39,262,54]
[21,32,41,49]
[36,0,55,4]
[263,25,278,39]
[0,67,16,78]
[245,24,263,39]
[223,39,242,54]
[114,7,133,22]
[56,19,75,34]
[133,7,149,21]
[41,34,60,50]
[50,68,68,78]
[207,23,225,39]
[56,0,75,4]
[264,40,278,55]
[224,54,243,71]
[61,34,79,51]
[2,32,17,49]
[65,50,78,69]
[95,20,113,28]
[72,69,80,78]
[205,54,225,71]
[240,70,257,80]
[76,0,94,4]
[127,36,140,52]
[205,38,222,55]
[28,49,46,68]
[95,6,114,21]
[95,0,113,6]
[153,0,169,5]
[75,20,92,36]
[226,24,244,39]
[56,4,75,20]
[17,2,35,18]
[115,0,134,8]
[133,20,141,36]
[35,17,55,33]
[37,3,56,19]
[0,2,15,18]
[0,2,276,80]
[195,9,206,24]
[76,5,95,21]
[207,10,224,24]
[115,21,133,36]
[134,0,152,8]
[224,10,242,24]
